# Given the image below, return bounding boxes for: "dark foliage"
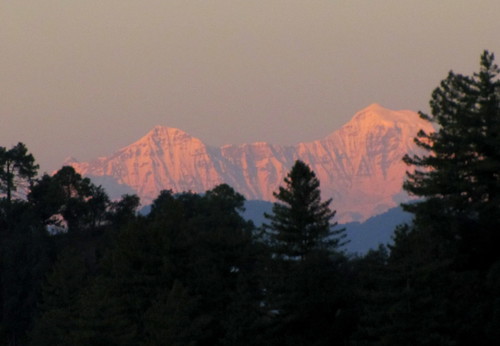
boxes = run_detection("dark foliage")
[357,50,500,345]
[2,51,500,345]
[403,50,500,270]
[0,143,38,203]
[264,160,346,260]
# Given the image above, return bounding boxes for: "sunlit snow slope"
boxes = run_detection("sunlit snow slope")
[67,104,434,222]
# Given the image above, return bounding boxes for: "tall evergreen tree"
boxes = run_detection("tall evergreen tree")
[264,160,345,259]
[378,50,500,345]
[262,161,353,345]
[403,50,500,269]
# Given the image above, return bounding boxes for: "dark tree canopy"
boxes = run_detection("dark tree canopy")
[0,142,39,203]
[374,51,500,344]
[403,50,500,268]
[6,51,500,345]
[262,161,352,345]
[264,160,345,259]
[28,166,110,232]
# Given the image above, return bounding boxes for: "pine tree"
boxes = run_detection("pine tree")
[403,50,500,269]
[385,50,500,345]
[262,161,353,345]
[264,160,345,260]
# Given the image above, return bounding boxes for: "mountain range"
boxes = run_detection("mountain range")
[66,104,434,223]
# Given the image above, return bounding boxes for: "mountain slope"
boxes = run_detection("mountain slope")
[68,126,224,201]
[67,104,434,222]
[297,103,432,221]
[240,201,412,254]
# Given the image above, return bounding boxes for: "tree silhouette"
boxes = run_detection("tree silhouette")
[403,50,500,269]
[262,161,352,345]
[0,142,38,203]
[264,160,345,260]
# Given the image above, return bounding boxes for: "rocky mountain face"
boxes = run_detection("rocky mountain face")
[66,104,434,222]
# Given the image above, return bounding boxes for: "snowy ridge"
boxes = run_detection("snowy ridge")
[68,104,434,222]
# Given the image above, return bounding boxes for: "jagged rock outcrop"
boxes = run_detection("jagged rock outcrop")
[67,104,434,222]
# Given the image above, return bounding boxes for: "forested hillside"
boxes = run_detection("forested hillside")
[1,51,500,345]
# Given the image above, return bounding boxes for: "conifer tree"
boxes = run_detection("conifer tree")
[403,50,500,269]
[262,161,352,345]
[264,160,345,259]
[381,50,500,345]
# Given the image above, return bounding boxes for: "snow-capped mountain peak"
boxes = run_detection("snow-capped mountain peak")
[67,105,433,222]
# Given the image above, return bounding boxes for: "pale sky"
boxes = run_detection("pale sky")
[2,1,500,173]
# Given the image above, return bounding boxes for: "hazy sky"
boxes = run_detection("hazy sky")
[2,1,500,172]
